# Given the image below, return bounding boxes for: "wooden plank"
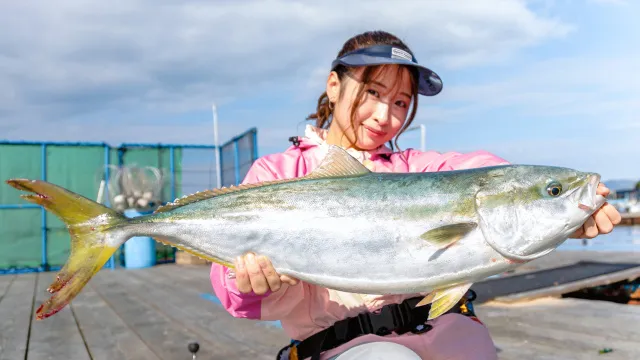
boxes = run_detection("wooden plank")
[0,275,15,302]
[492,266,640,303]
[620,212,639,225]
[104,268,283,359]
[70,278,160,360]
[27,272,91,360]
[481,300,640,342]
[621,212,640,219]
[0,273,36,360]
[149,264,288,332]
[89,270,235,360]
[500,250,640,276]
[477,298,640,359]
[132,266,289,350]
[491,334,584,360]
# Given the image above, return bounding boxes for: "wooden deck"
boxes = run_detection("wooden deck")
[620,212,640,225]
[1,251,639,359]
[0,264,289,360]
[477,298,640,360]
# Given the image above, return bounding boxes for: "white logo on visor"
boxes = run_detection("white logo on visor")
[391,47,412,62]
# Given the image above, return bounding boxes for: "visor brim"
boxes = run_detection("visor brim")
[331,54,443,96]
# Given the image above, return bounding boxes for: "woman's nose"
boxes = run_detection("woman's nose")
[373,102,390,124]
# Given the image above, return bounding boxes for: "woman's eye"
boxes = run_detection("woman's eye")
[395,100,407,108]
[367,89,379,97]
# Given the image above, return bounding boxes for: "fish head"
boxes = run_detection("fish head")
[474,165,605,263]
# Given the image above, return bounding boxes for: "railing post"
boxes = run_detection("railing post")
[233,141,240,185]
[252,128,259,161]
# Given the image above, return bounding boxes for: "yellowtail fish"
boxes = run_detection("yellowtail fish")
[5,146,605,320]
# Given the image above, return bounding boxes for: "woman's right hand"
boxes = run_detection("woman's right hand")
[234,253,299,295]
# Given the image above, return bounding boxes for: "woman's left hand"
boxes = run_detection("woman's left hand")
[570,183,622,239]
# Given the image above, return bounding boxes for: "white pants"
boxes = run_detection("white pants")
[329,342,421,359]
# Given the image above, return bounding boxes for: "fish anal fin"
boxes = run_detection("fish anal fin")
[154,145,369,214]
[415,292,436,307]
[152,236,234,268]
[420,222,477,249]
[426,283,473,320]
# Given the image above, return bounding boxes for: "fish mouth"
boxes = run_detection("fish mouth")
[577,173,604,212]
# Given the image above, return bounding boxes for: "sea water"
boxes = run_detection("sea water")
[557,225,640,252]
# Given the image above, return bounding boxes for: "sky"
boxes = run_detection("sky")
[0,0,638,186]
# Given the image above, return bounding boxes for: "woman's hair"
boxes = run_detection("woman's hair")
[306,30,420,151]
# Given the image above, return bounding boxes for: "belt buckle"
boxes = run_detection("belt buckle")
[357,305,398,336]
[411,323,433,334]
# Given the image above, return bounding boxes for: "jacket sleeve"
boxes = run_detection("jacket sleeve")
[402,149,510,172]
[209,156,307,321]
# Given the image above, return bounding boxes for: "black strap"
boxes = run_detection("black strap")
[288,136,301,147]
[278,293,475,360]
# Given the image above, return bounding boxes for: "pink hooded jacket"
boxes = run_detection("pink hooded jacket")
[210,125,509,360]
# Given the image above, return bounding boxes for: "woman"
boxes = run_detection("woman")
[210,30,621,360]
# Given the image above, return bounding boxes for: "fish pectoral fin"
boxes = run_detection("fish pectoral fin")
[424,283,474,320]
[420,222,477,249]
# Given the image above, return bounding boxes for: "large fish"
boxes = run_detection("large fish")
[6,145,605,321]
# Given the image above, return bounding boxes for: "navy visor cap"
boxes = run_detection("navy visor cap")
[330,45,443,96]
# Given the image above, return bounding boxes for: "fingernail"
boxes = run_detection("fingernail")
[236,256,244,269]
[246,253,255,264]
[258,255,268,268]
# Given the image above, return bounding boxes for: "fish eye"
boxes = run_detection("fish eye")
[546,182,563,197]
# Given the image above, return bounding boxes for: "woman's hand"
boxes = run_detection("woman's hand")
[234,253,299,295]
[570,183,622,239]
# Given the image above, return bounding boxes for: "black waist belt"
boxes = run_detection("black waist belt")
[276,290,477,360]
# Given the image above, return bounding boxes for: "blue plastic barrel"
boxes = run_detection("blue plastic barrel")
[123,208,156,269]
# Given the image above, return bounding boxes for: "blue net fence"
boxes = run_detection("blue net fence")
[0,127,259,274]
[220,128,258,187]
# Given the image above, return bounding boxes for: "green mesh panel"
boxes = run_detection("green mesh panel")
[0,135,258,271]
[0,144,44,269]
[45,145,107,267]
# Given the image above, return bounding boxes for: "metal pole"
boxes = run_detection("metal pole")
[406,124,427,152]
[169,145,177,261]
[212,103,222,189]
[41,143,48,271]
[104,145,116,270]
[170,146,176,201]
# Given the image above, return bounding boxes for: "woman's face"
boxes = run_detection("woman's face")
[326,64,414,151]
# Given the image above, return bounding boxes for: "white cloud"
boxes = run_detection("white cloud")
[0,0,573,129]
[415,55,640,127]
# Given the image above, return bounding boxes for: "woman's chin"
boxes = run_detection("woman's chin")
[354,138,387,151]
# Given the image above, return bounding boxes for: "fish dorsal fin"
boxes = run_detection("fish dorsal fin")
[305,145,371,179]
[154,145,370,214]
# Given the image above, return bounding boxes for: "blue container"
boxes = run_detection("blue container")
[123,209,156,269]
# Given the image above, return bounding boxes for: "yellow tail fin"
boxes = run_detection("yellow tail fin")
[6,179,127,320]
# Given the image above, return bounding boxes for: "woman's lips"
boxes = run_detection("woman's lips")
[363,125,386,137]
